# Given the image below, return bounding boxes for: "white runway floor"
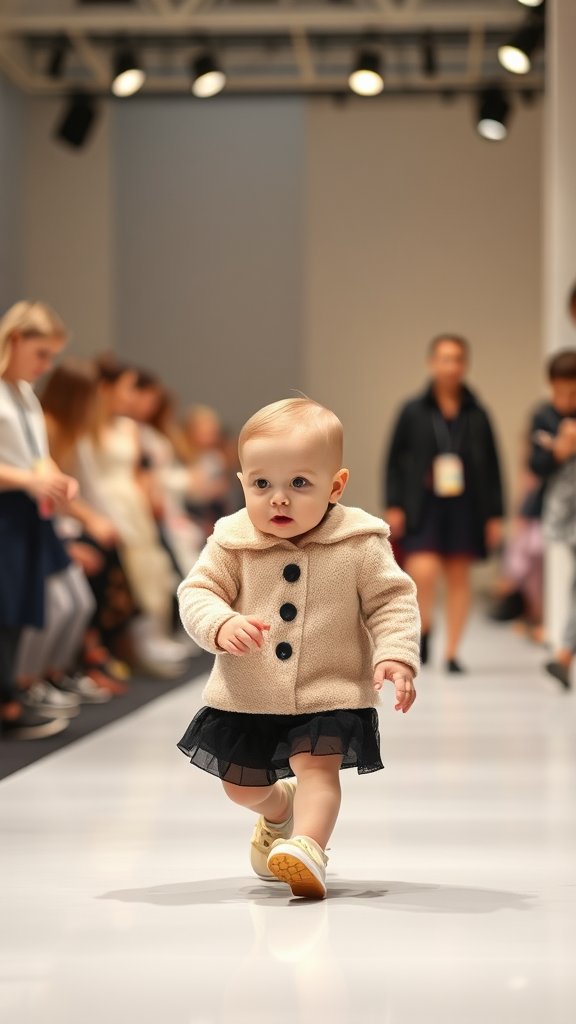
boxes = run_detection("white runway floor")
[1,615,575,1024]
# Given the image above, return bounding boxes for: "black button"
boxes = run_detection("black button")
[276,642,293,660]
[283,564,301,583]
[280,603,297,622]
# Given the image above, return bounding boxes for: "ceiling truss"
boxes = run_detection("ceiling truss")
[0,1,545,96]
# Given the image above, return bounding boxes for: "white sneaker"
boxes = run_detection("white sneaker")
[21,681,80,720]
[267,835,328,899]
[55,674,112,704]
[250,780,297,880]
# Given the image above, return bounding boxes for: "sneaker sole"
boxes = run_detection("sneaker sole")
[25,703,80,720]
[249,780,297,881]
[5,717,70,740]
[267,850,326,899]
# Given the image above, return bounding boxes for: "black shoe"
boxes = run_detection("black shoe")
[489,591,524,622]
[446,658,466,673]
[544,661,571,690]
[420,632,430,665]
[1,707,70,740]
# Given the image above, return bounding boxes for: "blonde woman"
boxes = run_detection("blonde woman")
[0,301,83,739]
[81,360,190,676]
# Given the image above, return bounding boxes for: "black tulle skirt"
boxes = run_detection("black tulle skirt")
[177,706,383,787]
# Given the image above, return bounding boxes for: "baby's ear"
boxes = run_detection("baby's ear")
[237,471,244,484]
[330,468,349,501]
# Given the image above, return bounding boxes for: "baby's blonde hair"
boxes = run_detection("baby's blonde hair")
[239,398,343,470]
[0,300,67,377]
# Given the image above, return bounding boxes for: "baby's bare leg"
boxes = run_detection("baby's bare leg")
[290,752,342,849]
[222,781,291,824]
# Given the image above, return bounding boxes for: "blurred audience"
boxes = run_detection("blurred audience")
[40,360,134,696]
[84,359,191,677]
[183,404,230,536]
[529,349,576,689]
[384,334,504,673]
[489,435,544,640]
[0,301,82,740]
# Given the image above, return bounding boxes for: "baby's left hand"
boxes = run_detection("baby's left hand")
[373,660,416,713]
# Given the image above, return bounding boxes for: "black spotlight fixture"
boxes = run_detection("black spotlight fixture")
[191,53,226,97]
[477,87,510,141]
[111,47,146,97]
[56,93,98,149]
[498,8,545,74]
[348,50,384,96]
[421,33,437,77]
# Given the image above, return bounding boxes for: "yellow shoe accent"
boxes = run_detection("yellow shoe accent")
[250,780,297,880]
[266,835,328,899]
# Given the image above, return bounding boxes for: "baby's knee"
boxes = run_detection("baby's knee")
[290,752,342,778]
[222,780,267,806]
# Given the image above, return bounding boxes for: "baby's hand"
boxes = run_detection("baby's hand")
[217,615,270,655]
[373,660,416,713]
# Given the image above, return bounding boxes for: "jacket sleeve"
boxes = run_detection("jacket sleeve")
[177,539,240,654]
[384,404,410,509]
[358,534,421,675]
[528,407,558,481]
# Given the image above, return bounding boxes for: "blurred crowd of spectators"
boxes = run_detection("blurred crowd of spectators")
[0,301,241,742]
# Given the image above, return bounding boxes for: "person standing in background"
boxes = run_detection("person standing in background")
[384,335,504,672]
[527,349,576,689]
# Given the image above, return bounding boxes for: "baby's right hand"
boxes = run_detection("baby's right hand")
[217,615,270,655]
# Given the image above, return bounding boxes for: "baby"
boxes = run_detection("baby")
[177,398,420,899]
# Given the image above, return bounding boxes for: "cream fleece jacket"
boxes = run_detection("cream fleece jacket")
[178,503,420,715]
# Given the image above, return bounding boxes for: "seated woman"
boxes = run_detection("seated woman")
[79,358,191,677]
[39,359,136,697]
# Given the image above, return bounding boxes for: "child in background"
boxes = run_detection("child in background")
[528,349,576,688]
[178,398,420,899]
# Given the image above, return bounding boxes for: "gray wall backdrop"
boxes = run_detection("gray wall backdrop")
[114,97,306,429]
[0,76,23,313]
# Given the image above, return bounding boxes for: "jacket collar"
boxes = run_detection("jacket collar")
[212,502,390,551]
[422,381,477,409]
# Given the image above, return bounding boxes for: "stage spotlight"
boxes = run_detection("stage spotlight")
[421,33,437,77]
[477,88,509,141]
[56,94,98,148]
[498,21,544,74]
[191,54,226,98]
[111,48,145,97]
[348,51,384,96]
[516,0,544,6]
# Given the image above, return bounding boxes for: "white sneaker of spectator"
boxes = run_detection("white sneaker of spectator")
[20,680,81,719]
[53,674,112,704]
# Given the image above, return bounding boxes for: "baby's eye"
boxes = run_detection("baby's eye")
[292,477,308,489]
[254,479,269,489]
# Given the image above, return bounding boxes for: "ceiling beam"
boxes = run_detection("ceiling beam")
[291,29,316,86]
[67,31,110,88]
[466,24,485,84]
[0,8,527,36]
[0,36,34,92]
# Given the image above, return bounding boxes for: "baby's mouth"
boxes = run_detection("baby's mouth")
[271,515,293,526]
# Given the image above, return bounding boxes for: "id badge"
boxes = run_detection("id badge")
[433,453,464,497]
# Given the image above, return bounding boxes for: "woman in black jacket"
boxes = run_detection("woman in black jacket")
[384,335,504,671]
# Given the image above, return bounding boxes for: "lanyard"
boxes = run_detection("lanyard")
[431,407,466,455]
[6,383,43,462]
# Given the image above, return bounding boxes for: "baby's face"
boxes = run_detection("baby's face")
[239,433,348,540]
